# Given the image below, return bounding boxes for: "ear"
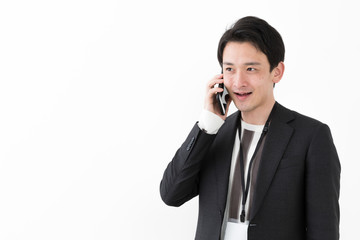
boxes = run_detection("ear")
[272,61,285,84]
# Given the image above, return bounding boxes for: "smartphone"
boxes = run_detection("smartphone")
[216,82,229,115]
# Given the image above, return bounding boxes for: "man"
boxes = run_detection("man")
[160,16,340,240]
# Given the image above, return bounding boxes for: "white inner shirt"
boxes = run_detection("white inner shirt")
[221,120,264,240]
[198,110,264,240]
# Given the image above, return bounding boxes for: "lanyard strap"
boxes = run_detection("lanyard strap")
[237,103,277,222]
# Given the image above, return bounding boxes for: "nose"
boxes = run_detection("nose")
[232,71,247,88]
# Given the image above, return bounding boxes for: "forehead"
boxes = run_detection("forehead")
[223,41,268,65]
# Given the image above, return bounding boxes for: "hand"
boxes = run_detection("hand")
[204,74,232,120]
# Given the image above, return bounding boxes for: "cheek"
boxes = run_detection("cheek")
[223,77,232,88]
[252,75,271,88]
[254,79,274,96]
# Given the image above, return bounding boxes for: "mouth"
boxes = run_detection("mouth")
[235,92,252,97]
[233,91,253,101]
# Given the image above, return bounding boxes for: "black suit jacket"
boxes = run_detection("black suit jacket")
[160,103,340,240]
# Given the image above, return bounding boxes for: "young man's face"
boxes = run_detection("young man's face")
[222,41,283,123]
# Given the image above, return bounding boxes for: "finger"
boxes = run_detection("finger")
[207,86,223,96]
[214,73,223,79]
[207,77,224,89]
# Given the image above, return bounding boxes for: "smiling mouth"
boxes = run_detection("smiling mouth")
[236,92,252,97]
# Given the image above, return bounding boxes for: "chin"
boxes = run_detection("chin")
[234,102,251,112]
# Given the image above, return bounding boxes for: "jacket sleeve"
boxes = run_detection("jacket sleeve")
[160,123,216,207]
[305,123,341,239]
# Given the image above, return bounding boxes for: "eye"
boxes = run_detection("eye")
[247,67,256,72]
[225,67,233,72]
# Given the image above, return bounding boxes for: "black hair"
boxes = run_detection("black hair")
[217,16,285,72]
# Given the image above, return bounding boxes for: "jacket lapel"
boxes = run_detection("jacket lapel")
[250,103,295,220]
[214,111,240,212]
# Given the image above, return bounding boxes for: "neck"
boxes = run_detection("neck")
[241,100,276,125]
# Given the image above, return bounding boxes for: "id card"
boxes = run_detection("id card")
[223,221,248,240]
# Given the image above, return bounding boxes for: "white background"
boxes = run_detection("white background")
[0,0,359,239]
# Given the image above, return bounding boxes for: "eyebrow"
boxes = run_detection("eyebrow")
[223,61,261,66]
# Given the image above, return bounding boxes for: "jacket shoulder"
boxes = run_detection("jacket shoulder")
[277,103,326,129]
